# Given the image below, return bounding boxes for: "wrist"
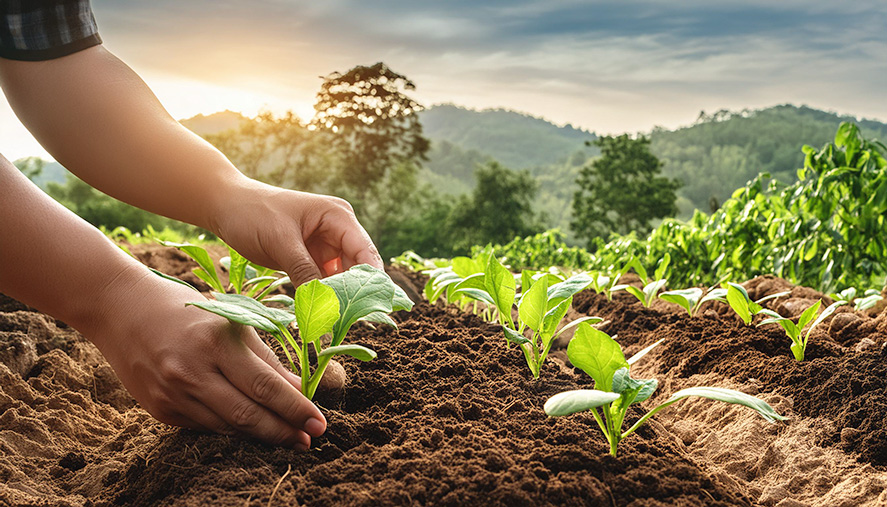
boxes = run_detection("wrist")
[77,261,155,344]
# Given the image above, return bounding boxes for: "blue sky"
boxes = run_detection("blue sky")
[2,0,886,159]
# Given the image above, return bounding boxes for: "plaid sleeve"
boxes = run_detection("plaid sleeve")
[0,0,102,61]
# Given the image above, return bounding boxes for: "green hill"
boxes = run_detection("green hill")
[173,104,887,239]
[419,104,597,170]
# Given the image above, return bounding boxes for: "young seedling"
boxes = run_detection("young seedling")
[758,300,846,361]
[188,264,413,400]
[725,282,790,325]
[483,255,599,378]
[613,254,670,307]
[544,322,787,456]
[158,241,291,300]
[659,286,728,317]
[830,287,883,311]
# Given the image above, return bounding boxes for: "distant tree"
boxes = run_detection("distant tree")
[571,134,680,247]
[46,173,204,235]
[311,62,430,206]
[204,111,329,191]
[13,156,45,182]
[447,161,543,253]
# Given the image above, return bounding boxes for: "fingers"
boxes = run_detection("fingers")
[217,339,327,439]
[195,371,314,450]
[273,232,324,287]
[335,216,383,269]
[242,329,303,391]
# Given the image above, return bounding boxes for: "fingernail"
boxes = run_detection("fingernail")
[295,442,309,452]
[304,417,326,437]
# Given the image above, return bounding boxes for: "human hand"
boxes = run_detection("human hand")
[209,179,383,285]
[88,266,327,449]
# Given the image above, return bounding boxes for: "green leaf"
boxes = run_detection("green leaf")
[392,284,415,312]
[451,287,495,306]
[159,241,224,293]
[643,279,668,306]
[256,276,292,301]
[726,283,752,324]
[546,272,593,309]
[485,255,516,327]
[796,300,822,331]
[359,311,398,328]
[627,338,664,366]
[503,326,532,346]
[654,253,671,281]
[452,256,483,278]
[321,264,397,346]
[659,288,701,314]
[664,386,788,423]
[263,294,294,306]
[519,276,549,332]
[186,299,278,334]
[612,368,658,406]
[150,268,199,292]
[805,300,846,340]
[553,316,604,342]
[293,279,340,343]
[317,344,377,362]
[855,294,882,311]
[543,389,621,417]
[541,297,572,340]
[212,292,295,327]
[226,247,250,294]
[567,323,628,392]
[624,286,646,304]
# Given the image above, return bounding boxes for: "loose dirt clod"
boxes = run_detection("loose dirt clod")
[313,359,346,406]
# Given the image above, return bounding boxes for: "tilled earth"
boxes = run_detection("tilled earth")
[1,246,887,506]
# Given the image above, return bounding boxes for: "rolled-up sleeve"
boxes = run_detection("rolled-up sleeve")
[0,0,102,61]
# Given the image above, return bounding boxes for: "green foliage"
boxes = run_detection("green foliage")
[544,323,786,456]
[659,287,727,317]
[723,283,790,325]
[13,156,45,181]
[446,161,544,254]
[830,287,883,311]
[470,230,594,272]
[185,264,412,401]
[651,105,887,218]
[572,134,681,247]
[312,62,430,203]
[587,122,887,293]
[758,300,846,361]
[46,173,208,237]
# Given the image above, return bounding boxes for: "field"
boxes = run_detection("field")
[3,244,887,506]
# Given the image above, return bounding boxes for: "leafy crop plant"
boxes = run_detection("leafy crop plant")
[162,257,412,400]
[758,300,846,361]
[725,282,790,325]
[544,322,786,456]
[659,286,727,317]
[612,254,670,308]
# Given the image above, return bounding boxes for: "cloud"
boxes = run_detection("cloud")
[57,1,887,132]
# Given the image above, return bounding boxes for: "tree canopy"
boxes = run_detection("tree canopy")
[571,134,680,247]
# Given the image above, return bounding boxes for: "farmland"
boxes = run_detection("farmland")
[3,119,887,506]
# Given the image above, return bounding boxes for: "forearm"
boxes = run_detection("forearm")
[0,46,246,231]
[0,155,147,334]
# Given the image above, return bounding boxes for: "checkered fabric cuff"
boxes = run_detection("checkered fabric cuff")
[0,0,102,61]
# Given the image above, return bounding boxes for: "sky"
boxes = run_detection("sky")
[2,0,886,161]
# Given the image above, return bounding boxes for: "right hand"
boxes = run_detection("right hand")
[87,266,326,449]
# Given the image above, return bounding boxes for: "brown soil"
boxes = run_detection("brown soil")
[2,248,887,506]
